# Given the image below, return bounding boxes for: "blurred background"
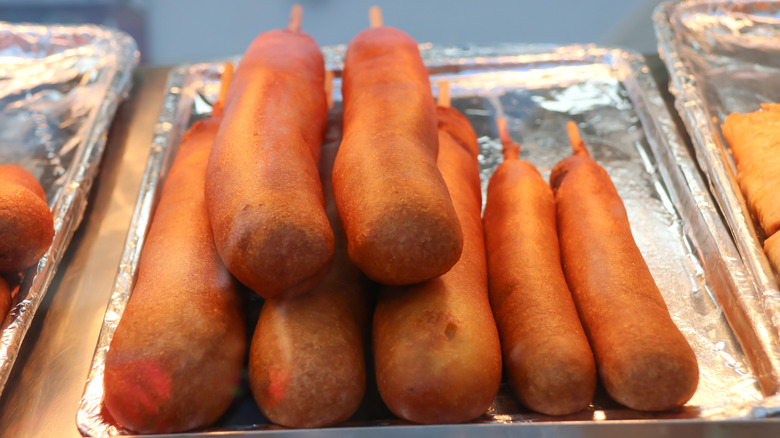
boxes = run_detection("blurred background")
[0,0,668,65]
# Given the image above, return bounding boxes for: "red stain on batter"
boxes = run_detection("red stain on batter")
[138,360,173,408]
[264,368,290,407]
[107,359,173,427]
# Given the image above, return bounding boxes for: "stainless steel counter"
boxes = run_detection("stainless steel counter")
[0,62,779,438]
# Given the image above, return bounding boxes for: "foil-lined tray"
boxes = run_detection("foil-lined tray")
[655,0,780,406]
[0,22,138,396]
[79,43,775,436]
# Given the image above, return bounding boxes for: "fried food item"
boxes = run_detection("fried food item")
[372,105,501,424]
[205,6,333,299]
[550,122,698,412]
[332,14,462,285]
[104,65,246,434]
[483,118,596,416]
[248,110,373,428]
[722,103,780,274]
[0,165,54,272]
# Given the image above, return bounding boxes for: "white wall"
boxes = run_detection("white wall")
[0,0,668,65]
[143,0,666,65]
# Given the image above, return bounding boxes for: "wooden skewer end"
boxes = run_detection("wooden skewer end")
[437,81,450,107]
[497,117,520,161]
[288,4,303,31]
[214,62,234,114]
[369,5,383,28]
[566,121,590,157]
[324,70,334,110]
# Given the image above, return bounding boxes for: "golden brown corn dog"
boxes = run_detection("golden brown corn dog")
[104,65,246,434]
[550,122,698,411]
[248,109,373,428]
[482,118,596,416]
[205,7,333,298]
[331,13,462,285]
[372,104,501,424]
[0,164,54,272]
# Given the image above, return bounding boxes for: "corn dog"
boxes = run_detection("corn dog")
[205,5,333,298]
[550,122,698,411]
[372,102,501,424]
[483,118,596,415]
[248,108,373,428]
[104,65,246,433]
[0,164,54,273]
[332,8,462,285]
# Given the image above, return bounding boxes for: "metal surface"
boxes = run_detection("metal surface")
[76,44,777,436]
[654,0,780,405]
[0,21,138,397]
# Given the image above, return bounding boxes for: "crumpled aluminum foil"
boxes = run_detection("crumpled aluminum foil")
[0,21,138,396]
[79,43,777,436]
[655,0,780,410]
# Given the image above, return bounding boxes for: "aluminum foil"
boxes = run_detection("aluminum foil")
[0,22,138,396]
[655,0,780,407]
[79,43,773,436]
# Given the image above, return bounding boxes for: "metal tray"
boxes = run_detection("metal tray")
[79,43,776,436]
[654,0,780,407]
[0,21,138,396]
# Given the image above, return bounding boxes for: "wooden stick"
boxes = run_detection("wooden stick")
[324,70,334,110]
[437,81,450,107]
[369,5,383,28]
[497,117,520,161]
[218,62,234,107]
[288,4,303,31]
[566,121,590,157]
[212,62,234,117]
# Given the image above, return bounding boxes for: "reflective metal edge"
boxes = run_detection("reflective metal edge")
[653,0,780,405]
[0,23,139,397]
